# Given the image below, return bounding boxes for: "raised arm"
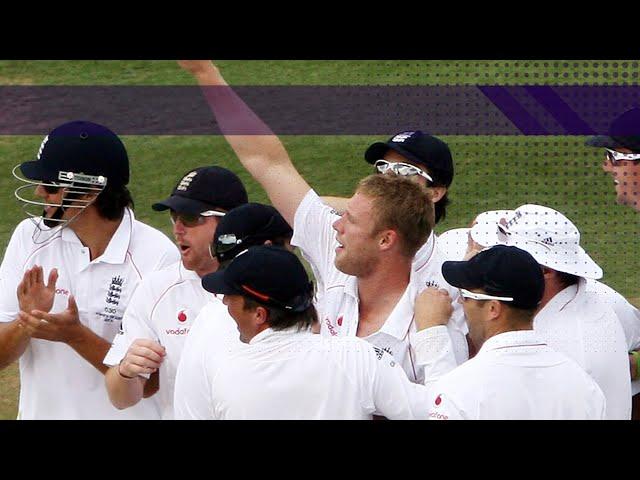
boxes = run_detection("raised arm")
[178,60,310,226]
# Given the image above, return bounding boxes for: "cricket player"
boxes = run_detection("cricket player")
[468,204,632,419]
[173,202,294,419]
[180,245,446,419]
[319,131,469,354]
[177,60,466,386]
[586,107,640,212]
[427,245,606,420]
[103,166,248,419]
[0,121,179,419]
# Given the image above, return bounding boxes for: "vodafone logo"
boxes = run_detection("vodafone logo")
[165,328,190,336]
[337,316,343,327]
[435,394,442,406]
[177,310,187,323]
[324,318,338,336]
[55,288,70,296]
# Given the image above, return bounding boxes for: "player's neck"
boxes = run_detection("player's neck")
[356,259,411,309]
[69,209,123,261]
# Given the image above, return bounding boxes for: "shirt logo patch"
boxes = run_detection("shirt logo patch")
[435,394,442,406]
[424,280,440,289]
[391,131,416,143]
[337,315,343,327]
[178,310,187,323]
[106,276,124,306]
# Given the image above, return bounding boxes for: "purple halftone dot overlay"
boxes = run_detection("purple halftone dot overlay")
[0,85,639,135]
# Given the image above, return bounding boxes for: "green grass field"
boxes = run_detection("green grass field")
[0,60,638,419]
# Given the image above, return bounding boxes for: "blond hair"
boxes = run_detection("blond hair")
[356,174,434,258]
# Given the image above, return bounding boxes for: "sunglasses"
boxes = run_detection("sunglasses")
[170,210,225,228]
[605,148,640,165]
[213,233,246,256]
[374,160,433,183]
[459,288,514,302]
[43,185,61,194]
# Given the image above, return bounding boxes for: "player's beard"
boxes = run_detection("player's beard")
[42,205,65,228]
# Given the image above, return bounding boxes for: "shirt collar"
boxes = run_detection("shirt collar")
[61,208,134,265]
[412,231,436,271]
[376,282,416,340]
[179,261,203,282]
[538,280,581,315]
[477,330,546,356]
[249,326,308,345]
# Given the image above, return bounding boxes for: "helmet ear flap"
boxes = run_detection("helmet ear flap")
[12,164,106,244]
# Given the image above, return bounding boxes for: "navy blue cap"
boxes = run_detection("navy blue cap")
[213,203,293,262]
[202,245,313,313]
[19,120,129,186]
[152,166,248,214]
[364,130,454,186]
[442,245,544,310]
[585,107,640,153]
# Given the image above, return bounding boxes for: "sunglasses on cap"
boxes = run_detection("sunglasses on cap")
[211,215,279,257]
[459,288,514,302]
[212,232,246,257]
[374,160,433,183]
[605,148,640,165]
[170,209,225,228]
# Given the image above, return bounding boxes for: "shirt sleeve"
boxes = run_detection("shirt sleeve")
[368,347,432,420]
[426,390,466,420]
[103,278,158,375]
[410,326,460,386]
[0,222,30,323]
[290,189,341,284]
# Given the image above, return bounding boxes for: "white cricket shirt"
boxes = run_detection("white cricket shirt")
[534,278,632,419]
[585,279,640,395]
[0,210,180,419]
[427,330,606,420]
[173,298,242,420]
[291,190,467,384]
[176,327,432,420]
[103,260,213,419]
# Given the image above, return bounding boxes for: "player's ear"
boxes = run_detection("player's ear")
[255,305,269,326]
[378,229,397,251]
[429,186,447,203]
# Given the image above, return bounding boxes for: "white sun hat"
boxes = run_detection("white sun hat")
[470,204,603,279]
[437,228,471,261]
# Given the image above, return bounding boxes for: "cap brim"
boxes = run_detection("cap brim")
[201,271,242,295]
[364,142,426,169]
[151,195,214,215]
[19,160,53,182]
[585,135,621,149]
[437,228,470,261]
[441,260,482,290]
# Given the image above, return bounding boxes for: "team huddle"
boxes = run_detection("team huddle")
[0,60,639,420]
